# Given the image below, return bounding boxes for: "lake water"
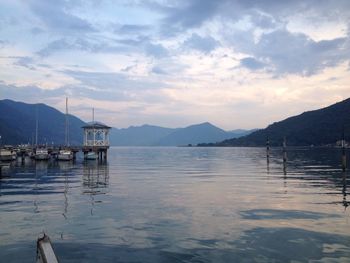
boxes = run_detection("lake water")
[0,147,349,262]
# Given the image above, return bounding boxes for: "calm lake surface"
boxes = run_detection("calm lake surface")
[0,147,349,262]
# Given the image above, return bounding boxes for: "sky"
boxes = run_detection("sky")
[0,0,350,130]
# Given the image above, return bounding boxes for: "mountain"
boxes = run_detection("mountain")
[109,124,175,146]
[155,122,234,146]
[0,99,86,145]
[0,99,255,146]
[205,98,350,147]
[109,123,255,146]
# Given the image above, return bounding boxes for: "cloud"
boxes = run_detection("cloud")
[14,56,36,70]
[151,59,189,76]
[0,82,65,103]
[144,42,168,58]
[149,0,226,36]
[0,41,6,50]
[27,0,94,33]
[1,0,350,129]
[151,66,167,75]
[231,29,350,76]
[183,33,220,53]
[259,31,349,76]
[37,35,168,58]
[239,57,266,70]
[63,70,167,91]
[115,24,152,35]
[250,11,278,29]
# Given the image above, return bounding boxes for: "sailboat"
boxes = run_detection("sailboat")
[0,147,14,162]
[34,105,50,161]
[57,98,74,161]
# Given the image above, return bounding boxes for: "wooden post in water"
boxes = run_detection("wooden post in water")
[283,136,287,174]
[283,137,287,163]
[266,136,270,163]
[342,171,348,209]
[342,126,347,172]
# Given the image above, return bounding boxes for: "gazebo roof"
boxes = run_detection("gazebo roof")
[82,121,111,129]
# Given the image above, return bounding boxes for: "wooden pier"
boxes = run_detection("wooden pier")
[0,117,112,162]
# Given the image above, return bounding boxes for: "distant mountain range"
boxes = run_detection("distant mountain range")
[110,123,255,146]
[0,99,254,146]
[199,98,350,147]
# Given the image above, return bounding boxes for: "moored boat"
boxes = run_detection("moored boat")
[57,149,73,161]
[85,151,97,160]
[35,148,50,160]
[0,148,13,162]
[57,98,74,161]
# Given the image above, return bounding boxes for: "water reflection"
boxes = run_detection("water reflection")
[0,147,349,263]
[82,160,109,216]
[82,161,109,195]
[343,173,349,210]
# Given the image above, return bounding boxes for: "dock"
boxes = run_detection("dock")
[1,116,111,162]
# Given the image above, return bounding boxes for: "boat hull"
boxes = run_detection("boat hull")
[85,152,97,160]
[57,154,73,161]
[0,149,14,162]
[0,155,13,162]
[35,154,50,160]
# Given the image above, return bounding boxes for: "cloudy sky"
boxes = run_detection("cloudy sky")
[1,0,350,130]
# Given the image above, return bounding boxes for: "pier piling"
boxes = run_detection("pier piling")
[341,127,347,172]
[282,137,287,163]
[282,136,287,174]
[266,136,270,163]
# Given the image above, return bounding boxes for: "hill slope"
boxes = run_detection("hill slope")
[212,98,350,146]
[0,99,86,145]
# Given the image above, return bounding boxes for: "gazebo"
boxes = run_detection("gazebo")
[82,121,111,160]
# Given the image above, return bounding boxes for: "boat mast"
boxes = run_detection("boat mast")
[92,107,94,122]
[92,107,95,146]
[35,105,38,146]
[65,97,69,146]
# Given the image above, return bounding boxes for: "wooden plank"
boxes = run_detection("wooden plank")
[36,234,59,263]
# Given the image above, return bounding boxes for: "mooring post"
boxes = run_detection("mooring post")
[342,126,347,172]
[283,136,287,174]
[283,137,287,162]
[342,171,348,209]
[266,136,270,163]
